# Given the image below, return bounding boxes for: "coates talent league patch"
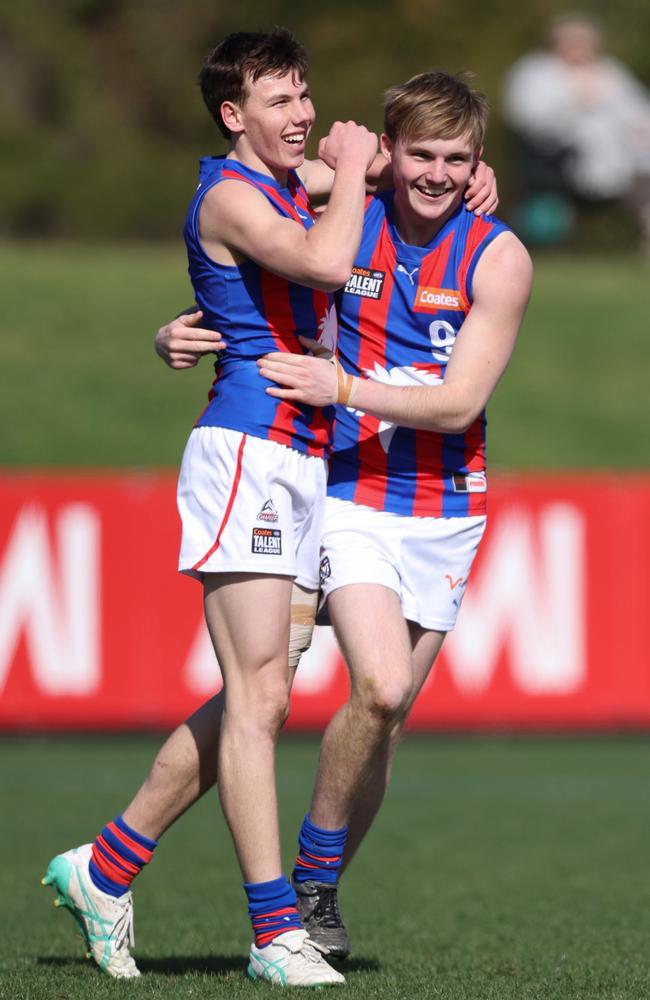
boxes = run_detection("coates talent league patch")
[252,527,282,555]
[344,266,386,299]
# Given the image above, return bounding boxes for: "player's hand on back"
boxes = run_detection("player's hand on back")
[464,160,498,216]
[257,347,338,407]
[155,310,226,370]
[318,121,378,172]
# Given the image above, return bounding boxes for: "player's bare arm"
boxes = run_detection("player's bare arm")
[258,231,532,429]
[299,145,388,200]
[200,121,377,291]
[155,310,226,369]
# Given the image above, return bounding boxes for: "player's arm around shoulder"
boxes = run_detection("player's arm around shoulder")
[202,123,376,292]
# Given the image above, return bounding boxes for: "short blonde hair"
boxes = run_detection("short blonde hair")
[384,70,489,150]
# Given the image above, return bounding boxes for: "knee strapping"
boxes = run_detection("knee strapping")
[289,584,317,669]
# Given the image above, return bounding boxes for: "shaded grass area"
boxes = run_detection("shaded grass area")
[1,242,648,469]
[3,734,650,998]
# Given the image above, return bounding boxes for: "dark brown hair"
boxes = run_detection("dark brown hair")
[199,28,309,140]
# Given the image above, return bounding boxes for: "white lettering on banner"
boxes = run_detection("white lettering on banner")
[184,623,339,696]
[444,504,586,695]
[184,620,222,694]
[0,504,100,695]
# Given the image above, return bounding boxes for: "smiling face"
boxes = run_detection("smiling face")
[382,131,479,245]
[222,70,315,182]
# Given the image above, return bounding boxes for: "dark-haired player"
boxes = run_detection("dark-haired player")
[43,28,376,987]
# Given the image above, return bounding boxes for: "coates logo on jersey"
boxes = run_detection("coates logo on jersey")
[344,266,386,300]
[414,286,466,313]
[252,528,282,555]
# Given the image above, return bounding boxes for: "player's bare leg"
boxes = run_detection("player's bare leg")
[204,571,344,986]
[341,618,446,869]
[203,572,293,882]
[292,585,411,956]
[40,665,229,980]
[122,579,317,842]
[293,584,445,957]
[123,691,224,840]
[309,585,415,830]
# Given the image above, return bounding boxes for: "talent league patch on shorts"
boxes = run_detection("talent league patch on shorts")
[251,527,282,555]
[343,266,386,299]
[452,471,487,493]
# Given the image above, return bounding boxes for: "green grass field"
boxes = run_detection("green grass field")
[1,242,649,469]
[2,245,649,998]
[4,735,650,999]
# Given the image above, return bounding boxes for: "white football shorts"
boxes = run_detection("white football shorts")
[178,427,327,588]
[319,496,486,631]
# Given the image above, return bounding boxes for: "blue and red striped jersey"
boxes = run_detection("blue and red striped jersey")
[327,193,510,516]
[184,157,336,457]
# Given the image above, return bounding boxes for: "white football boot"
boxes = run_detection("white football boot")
[247,928,346,987]
[42,843,140,978]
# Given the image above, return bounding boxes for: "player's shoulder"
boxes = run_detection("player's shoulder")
[201,168,278,219]
[459,201,509,232]
[372,190,393,209]
[364,190,392,221]
[473,229,533,296]
[481,228,531,267]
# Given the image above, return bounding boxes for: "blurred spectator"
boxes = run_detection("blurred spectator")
[502,13,650,250]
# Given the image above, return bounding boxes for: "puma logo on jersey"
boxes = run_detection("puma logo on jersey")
[257,499,279,523]
[452,472,487,493]
[344,266,386,299]
[396,264,419,285]
[414,286,465,312]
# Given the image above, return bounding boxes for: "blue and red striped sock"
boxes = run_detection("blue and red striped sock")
[292,813,348,885]
[245,876,303,948]
[89,815,157,898]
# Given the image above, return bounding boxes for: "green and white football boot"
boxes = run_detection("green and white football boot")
[42,843,140,978]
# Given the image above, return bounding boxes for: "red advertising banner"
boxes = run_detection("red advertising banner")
[0,472,648,730]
